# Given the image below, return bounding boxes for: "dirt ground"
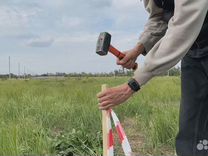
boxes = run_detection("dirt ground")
[113,118,176,156]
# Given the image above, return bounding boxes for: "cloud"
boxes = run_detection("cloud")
[0,5,41,27]
[26,36,54,47]
[61,17,84,29]
[0,0,149,74]
[0,4,42,38]
[55,33,97,45]
[112,0,141,9]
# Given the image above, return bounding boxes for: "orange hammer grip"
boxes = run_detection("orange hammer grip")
[109,45,125,60]
[109,45,138,70]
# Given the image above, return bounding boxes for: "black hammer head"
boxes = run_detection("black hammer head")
[96,32,111,56]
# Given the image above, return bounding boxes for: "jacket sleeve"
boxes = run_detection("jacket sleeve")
[139,0,168,55]
[134,0,208,86]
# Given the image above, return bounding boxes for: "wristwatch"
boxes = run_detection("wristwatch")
[128,78,141,92]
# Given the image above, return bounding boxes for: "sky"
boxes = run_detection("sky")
[0,0,148,75]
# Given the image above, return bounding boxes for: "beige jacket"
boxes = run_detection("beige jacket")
[133,0,208,86]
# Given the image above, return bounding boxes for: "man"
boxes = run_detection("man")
[97,0,208,155]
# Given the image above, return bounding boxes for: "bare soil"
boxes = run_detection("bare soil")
[113,118,175,156]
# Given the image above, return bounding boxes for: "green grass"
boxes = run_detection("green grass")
[0,77,180,155]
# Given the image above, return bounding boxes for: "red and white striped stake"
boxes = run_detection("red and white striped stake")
[101,85,132,156]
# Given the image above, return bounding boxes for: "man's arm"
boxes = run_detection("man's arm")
[116,0,167,69]
[139,0,168,55]
[134,0,208,86]
[97,0,207,110]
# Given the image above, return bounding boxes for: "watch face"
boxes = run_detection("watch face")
[132,81,137,87]
[128,79,140,92]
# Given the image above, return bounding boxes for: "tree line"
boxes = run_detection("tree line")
[0,67,181,79]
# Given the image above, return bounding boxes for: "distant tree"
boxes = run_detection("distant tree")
[168,67,181,76]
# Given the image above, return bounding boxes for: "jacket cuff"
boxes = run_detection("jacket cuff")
[137,42,147,56]
[138,36,153,56]
[133,68,154,87]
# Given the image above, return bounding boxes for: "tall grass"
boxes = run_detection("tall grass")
[0,77,180,155]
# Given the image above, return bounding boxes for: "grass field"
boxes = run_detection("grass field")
[0,77,180,156]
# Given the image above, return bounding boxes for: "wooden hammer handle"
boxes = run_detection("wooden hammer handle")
[109,45,138,70]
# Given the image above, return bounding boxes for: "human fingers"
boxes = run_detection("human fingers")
[97,90,107,98]
[124,61,136,69]
[98,96,112,103]
[117,55,130,65]
[99,103,115,110]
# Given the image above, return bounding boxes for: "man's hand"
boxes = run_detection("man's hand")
[117,43,144,69]
[97,84,135,110]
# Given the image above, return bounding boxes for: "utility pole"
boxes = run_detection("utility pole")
[18,63,20,79]
[24,66,26,79]
[9,56,11,79]
[122,67,125,75]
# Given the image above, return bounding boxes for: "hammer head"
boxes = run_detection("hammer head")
[96,32,111,56]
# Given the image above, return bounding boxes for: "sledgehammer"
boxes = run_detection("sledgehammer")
[96,32,138,70]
